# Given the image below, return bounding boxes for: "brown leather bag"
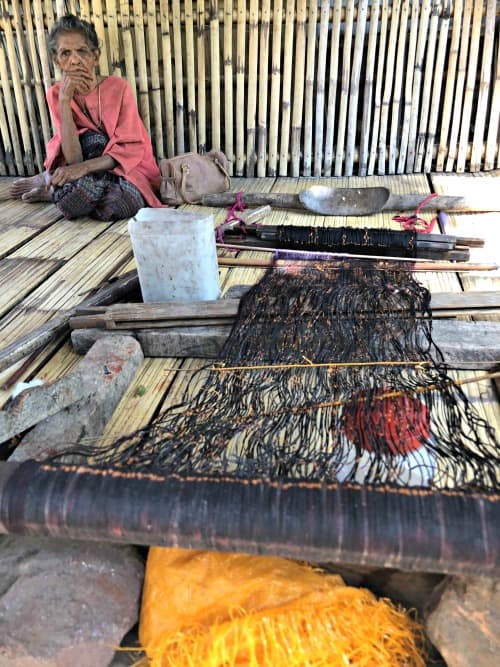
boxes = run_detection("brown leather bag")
[159,150,231,205]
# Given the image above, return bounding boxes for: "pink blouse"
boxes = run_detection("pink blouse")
[44,75,163,208]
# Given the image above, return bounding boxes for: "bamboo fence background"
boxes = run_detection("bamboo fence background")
[0,0,498,178]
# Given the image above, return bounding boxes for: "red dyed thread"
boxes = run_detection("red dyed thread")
[392,192,438,233]
[216,191,247,243]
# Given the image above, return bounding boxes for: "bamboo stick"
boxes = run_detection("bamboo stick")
[209,0,221,149]
[484,18,500,170]
[424,1,451,173]
[119,0,138,98]
[172,0,185,153]
[146,0,164,157]
[246,0,259,175]
[345,0,368,176]
[77,0,91,21]
[359,0,380,176]
[435,0,462,171]
[223,0,233,170]
[159,0,175,157]
[279,0,295,176]
[184,0,198,150]
[445,0,472,172]
[470,0,496,172]
[197,0,207,153]
[290,0,307,176]
[235,0,246,175]
[257,0,271,177]
[314,0,330,177]
[106,0,122,77]
[397,0,419,174]
[456,0,483,172]
[368,0,389,175]
[0,30,24,173]
[302,0,317,177]
[389,0,409,173]
[405,0,431,172]
[324,0,342,175]
[14,0,47,171]
[31,0,53,95]
[414,0,440,173]
[268,0,283,177]
[91,0,109,77]
[132,0,151,131]
[1,6,34,174]
[334,0,354,176]
[377,0,400,175]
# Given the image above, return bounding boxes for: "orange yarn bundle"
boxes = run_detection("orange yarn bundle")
[138,547,425,667]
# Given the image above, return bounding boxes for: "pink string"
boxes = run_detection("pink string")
[216,191,246,244]
[392,192,438,233]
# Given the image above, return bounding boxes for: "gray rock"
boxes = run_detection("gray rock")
[365,568,445,615]
[425,575,500,667]
[0,536,144,667]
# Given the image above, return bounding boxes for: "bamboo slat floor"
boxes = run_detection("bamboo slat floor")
[0,174,499,441]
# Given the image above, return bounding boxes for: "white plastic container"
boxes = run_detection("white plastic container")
[128,208,220,302]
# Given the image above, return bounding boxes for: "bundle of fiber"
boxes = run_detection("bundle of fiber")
[138,547,425,666]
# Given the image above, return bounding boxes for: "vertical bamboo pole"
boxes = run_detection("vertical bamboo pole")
[389,0,409,173]
[1,5,34,173]
[414,0,440,173]
[257,0,271,176]
[54,0,67,18]
[184,0,198,150]
[456,0,483,171]
[314,0,330,176]
[198,0,208,153]
[132,0,151,132]
[209,0,221,149]
[405,0,431,172]
[268,0,283,177]
[119,0,138,98]
[279,0,294,176]
[324,0,342,175]
[291,0,306,176]
[159,0,175,157]
[395,1,415,171]
[222,0,232,165]
[106,0,123,77]
[302,0,317,176]
[471,0,496,171]
[0,29,24,172]
[146,0,164,157]
[377,0,400,175]
[368,0,389,175]
[423,1,451,173]
[235,0,246,175]
[10,0,44,172]
[445,0,472,172]
[359,0,380,176]
[19,0,51,166]
[334,0,353,175]
[91,0,109,77]
[246,0,259,174]
[32,1,53,94]
[172,0,186,153]
[435,0,462,171]
[0,97,11,174]
[345,0,368,176]
[484,21,500,170]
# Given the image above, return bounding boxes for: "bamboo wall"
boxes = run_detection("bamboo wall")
[0,1,498,178]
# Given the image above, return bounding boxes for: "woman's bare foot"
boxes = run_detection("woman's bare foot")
[10,172,52,202]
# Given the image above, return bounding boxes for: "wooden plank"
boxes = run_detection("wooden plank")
[71,320,500,370]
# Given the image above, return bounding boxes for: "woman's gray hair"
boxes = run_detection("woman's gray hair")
[48,14,100,54]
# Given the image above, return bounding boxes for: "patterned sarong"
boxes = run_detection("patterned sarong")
[52,131,145,221]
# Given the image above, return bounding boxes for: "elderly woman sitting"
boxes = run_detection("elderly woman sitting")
[10,14,162,220]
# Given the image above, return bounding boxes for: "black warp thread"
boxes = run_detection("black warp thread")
[60,260,499,492]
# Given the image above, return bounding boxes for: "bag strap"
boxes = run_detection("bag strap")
[179,163,199,204]
[212,157,231,189]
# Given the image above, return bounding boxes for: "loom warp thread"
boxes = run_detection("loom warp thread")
[61,259,499,492]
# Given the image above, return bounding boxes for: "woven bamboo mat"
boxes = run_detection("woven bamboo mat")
[0,257,63,318]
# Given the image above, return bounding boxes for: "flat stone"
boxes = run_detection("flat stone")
[10,336,143,461]
[0,536,144,667]
[425,575,500,667]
